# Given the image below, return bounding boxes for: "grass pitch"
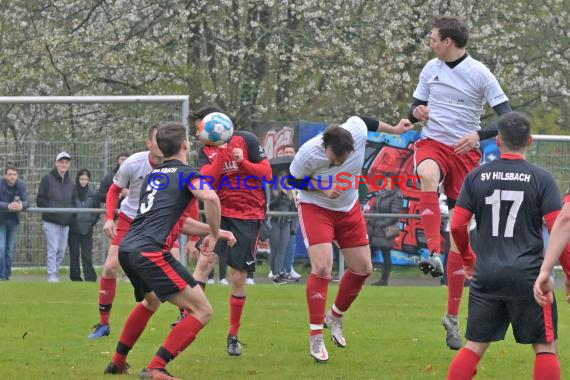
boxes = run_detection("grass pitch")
[0,279,568,379]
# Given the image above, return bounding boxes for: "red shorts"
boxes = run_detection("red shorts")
[298,201,368,249]
[111,213,134,246]
[112,212,179,249]
[414,138,482,200]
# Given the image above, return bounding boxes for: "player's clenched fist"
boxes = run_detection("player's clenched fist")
[393,119,415,135]
[412,105,430,122]
[232,148,244,163]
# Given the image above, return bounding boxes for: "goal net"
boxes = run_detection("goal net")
[0,96,190,268]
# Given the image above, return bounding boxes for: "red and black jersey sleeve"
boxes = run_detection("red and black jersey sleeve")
[241,131,268,162]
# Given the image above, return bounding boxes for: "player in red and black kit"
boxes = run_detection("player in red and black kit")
[190,105,272,356]
[448,113,569,380]
[103,122,223,380]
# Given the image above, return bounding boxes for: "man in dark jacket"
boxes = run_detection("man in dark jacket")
[0,165,29,280]
[98,152,130,204]
[37,151,74,282]
[366,180,403,286]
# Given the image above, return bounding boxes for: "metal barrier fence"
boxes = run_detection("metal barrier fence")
[2,140,145,268]
[3,135,570,268]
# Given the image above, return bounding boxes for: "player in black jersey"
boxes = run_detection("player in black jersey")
[447,113,562,380]
[103,122,223,380]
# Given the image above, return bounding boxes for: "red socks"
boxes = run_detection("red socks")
[99,276,117,325]
[448,348,480,379]
[306,273,330,336]
[534,353,560,380]
[419,191,442,253]
[449,349,559,380]
[331,270,369,317]
[148,314,205,369]
[228,295,246,337]
[112,303,155,367]
[447,251,465,316]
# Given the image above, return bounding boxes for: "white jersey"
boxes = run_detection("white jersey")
[290,116,367,212]
[413,56,508,146]
[113,151,155,219]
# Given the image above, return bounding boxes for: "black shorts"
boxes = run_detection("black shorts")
[119,250,197,302]
[214,217,261,273]
[466,290,558,344]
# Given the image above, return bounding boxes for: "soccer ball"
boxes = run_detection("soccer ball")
[197,112,234,146]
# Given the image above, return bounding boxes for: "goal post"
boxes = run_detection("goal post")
[0,95,190,269]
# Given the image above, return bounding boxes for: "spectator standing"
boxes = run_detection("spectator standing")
[279,144,302,281]
[365,179,403,286]
[37,152,74,282]
[269,170,297,284]
[68,169,100,282]
[0,165,29,280]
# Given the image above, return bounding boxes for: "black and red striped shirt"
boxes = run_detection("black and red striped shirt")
[120,160,200,252]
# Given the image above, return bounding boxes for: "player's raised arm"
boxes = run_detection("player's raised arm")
[358,116,414,135]
[232,131,272,179]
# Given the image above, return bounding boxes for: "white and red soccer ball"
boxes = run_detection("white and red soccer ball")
[197,112,234,146]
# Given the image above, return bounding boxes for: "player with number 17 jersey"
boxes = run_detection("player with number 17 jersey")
[456,156,562,299]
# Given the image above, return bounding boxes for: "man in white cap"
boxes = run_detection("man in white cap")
[37,151,74,282]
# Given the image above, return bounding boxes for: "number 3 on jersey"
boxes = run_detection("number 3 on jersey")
[485,190,524,238]
[140,184,158,214]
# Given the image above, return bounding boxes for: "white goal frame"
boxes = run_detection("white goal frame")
[0,95,190,129]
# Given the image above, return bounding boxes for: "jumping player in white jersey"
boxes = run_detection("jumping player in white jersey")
[88,125,180,339]
[409,16,512,350]
[289,116,413,362]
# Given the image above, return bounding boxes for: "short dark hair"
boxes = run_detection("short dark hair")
[322,126,354,157]
[148,124,159,140]
[156,122,187,157]
[497,112,532,150]
[189,104,226,126]
[116,151,130,161]
[433,16,469,48]
[4,165,18,174]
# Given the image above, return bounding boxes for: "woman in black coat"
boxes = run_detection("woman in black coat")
[68,169,100,282]
[366,182,403,286]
